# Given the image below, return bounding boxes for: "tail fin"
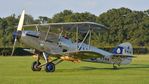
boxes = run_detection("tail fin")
[112,42,133,56]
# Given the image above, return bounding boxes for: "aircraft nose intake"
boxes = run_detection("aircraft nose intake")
[13,31,22,40]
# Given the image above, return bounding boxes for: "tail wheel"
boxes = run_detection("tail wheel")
[113,65,118,69]
[45,62,55,72]
[113,63,118,69]
[31,61,41,71]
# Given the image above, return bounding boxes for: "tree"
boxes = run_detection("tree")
[38,16,49,24]
[96,7,149,46]
[52,10,73,22]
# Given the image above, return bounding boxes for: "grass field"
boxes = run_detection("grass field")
[0,55,149,84]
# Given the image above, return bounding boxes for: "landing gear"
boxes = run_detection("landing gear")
[31,52,63,72]
[31,61,41,71]
[112,56,122,69]
[113,64,118,69]
[45,62,55,72]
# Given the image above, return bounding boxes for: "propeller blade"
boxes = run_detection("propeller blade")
[11,38,17,56]
[17,10,25,31]
[11,10,25,56]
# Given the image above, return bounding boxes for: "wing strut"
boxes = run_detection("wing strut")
[35,25,39,32]
[88,25,91,49]
[58,27,63,40]
[44,26,51,41]
[78,30,90,50]
[76,25,79,50]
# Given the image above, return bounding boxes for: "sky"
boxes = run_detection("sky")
[0,0,149,18]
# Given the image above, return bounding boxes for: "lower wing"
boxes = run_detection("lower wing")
[52,50,105,59]
[51,50,135,60]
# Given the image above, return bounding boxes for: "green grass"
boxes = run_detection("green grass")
[0,55,149,84]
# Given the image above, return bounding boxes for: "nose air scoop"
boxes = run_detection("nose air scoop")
[12,31,22,40]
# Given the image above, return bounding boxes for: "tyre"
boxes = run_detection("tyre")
[31,61,41,71]
[45,62,55,72]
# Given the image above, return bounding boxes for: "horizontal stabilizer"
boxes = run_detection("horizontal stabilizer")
[112,54,136,58]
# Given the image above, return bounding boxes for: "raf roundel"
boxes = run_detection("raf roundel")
[116,48,121,54]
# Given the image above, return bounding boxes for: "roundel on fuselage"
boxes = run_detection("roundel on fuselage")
[112,46,123,54]
[116,48,121,54]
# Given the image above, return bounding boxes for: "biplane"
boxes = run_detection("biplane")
[11,10,134,72]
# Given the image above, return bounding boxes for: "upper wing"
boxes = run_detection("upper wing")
[23,22,108,33]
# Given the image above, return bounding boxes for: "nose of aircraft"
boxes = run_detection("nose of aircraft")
[13,31,22,40]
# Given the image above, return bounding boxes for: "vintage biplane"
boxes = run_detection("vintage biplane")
[11,10,134,72]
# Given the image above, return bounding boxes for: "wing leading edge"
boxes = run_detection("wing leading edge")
[23,22,108,33]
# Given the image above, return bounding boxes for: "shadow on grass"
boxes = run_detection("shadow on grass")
[56,66,122,72]
[56,64,149,72]
[122,64,149,69]
[80,64,149,71]
[80,66,116,70]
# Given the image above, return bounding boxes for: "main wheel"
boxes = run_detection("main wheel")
[31,61,41,71]
[45,62,55,72]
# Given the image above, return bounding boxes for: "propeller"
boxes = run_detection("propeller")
[11,10,25,56]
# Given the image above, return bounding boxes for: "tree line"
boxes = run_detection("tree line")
[0,7,149,48]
